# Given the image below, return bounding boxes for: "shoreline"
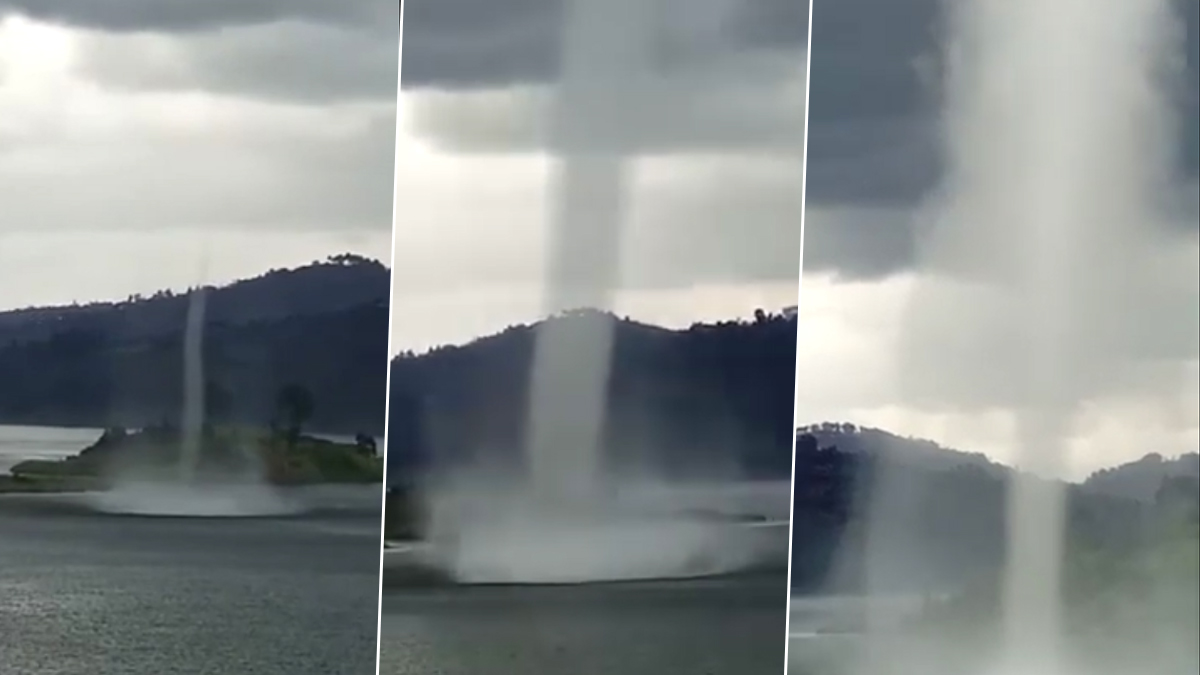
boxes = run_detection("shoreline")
[1,426,384,494]
[0,473,100,494]
[0,472,384,495]
[0,420,384,441]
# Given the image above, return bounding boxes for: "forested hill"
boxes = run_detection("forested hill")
[386,308,799,482]
[1084,451,1200,502]
[788,425,1199,592]
[0,253,389,346]
[0,255,389,436]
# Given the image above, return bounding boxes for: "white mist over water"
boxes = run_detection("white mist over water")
[858,0,1185,672]
[418,476,788,584]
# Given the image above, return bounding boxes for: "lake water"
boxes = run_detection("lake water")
[0,486,382,675]
[379,572,790,675]
[0,424,101,475]
[0,433,799,674]
[785,594,928,675]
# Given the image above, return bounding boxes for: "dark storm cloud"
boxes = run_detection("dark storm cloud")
[804,0,1199,206]
[802,0,940,209]
[800,0,1199,278]
[2,0,398,103]
[398,0,927,202]
[803,115,941,207]
[393,0,1196,282]
[402,0,1194,196]
[400,0,808,87]
[0,0,392,33]
[393,0,926,281]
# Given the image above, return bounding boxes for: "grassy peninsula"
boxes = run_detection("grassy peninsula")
[0,424,383,494]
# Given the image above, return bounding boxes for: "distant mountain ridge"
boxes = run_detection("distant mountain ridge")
[1084,451,1200,502]
[387,307,799,482]
[789,423,1198,592]
[0,254,390,435]
[0,253,389,346]
[798,422,1199,489]
[796,422,1007,477]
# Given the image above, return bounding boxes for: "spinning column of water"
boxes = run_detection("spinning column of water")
[94,250,295,516]
[524,0,650,512]
[432,0,768,583]
[886,0,1182,671]
[178,286,207,484]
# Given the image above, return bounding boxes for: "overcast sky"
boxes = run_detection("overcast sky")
[799,0,1199,477]
[24,0,1190,476]
[391,0,1199,476]
[391,0,807,352]
[0,1,398,310]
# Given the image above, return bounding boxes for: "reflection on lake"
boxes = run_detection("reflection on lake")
[380,573,789,675]
[786,594,927,674]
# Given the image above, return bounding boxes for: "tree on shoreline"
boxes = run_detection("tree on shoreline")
[275,383,315,448]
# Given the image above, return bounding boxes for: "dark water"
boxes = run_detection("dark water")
[0,488,381,675]
[378,573,789,675]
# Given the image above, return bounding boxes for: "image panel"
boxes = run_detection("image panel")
[792,0,1198,673]
[381,1,809,674]
[0,4,398,674]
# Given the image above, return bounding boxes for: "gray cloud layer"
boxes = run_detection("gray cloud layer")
[1,0,397,237]
[398,0,1195,189]
[393,0,1196,282]
[2,0,398,103]
[393,0,807,298]
[803,0,1199,208]
[401,0,806,88]
[1,109,396,234]
[77,21,397,104]
[0,0,392,33]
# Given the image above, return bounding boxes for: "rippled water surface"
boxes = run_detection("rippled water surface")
[0,487,381,675]
[379,572,789,675]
